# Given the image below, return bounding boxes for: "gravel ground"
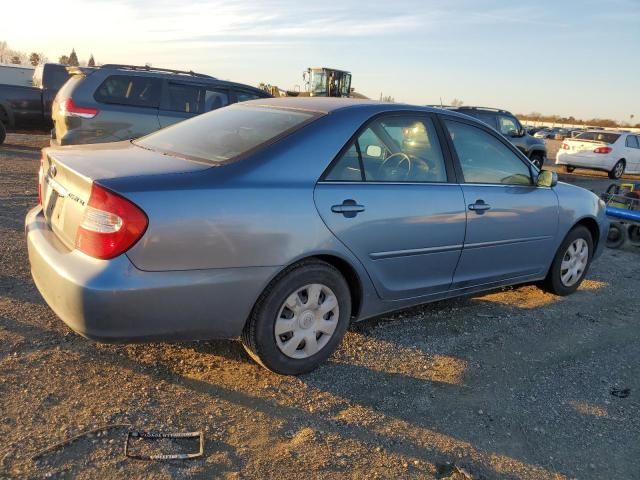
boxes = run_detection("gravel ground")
[1,134,639,480]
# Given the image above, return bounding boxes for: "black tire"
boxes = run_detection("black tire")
[606,223,627,249]
[564,165,576,173]
[0,120,6,145]
[241,259,351,375]
[608,160,625,179]
[542,226,593,296]
[627,225,640,246]
[530,152,544,169]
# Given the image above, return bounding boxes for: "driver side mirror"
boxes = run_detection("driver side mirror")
[536,169,557,188]
[365,145,383,158]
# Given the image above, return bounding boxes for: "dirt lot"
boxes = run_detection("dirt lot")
[1,134,639,479]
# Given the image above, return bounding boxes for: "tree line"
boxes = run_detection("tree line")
[0,41,96,67]
[517,112,639,129]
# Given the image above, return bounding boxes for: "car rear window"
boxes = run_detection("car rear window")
[94,75,162,108]
[576,131,621,144]
[133,105,319,164]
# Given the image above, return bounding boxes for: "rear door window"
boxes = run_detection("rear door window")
[94,75,162,108]
[625,135,639,149]
[205,88,229,111]
[167,83,203,113]
[474,111,498,129]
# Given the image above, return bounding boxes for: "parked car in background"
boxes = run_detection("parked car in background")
[526,126,547,136]
[0,63,70,144]
[557,130,640,179]
[444,106,547,168]
[51,64,271,146]
[27,98,608,374]
[534,127,569,140]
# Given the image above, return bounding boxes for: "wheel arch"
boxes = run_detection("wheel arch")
[574,216,601,250]
[0,102,14,127]
[312,254,363,319]
[251,253,365,325]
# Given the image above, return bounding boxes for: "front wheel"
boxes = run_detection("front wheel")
[0,121,6,145]
[608,160,625,179]
[242,260,351,375]
[564,165,576,173]
[542,226,593,296]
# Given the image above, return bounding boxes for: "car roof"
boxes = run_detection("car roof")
[442,105,514,115]
[239,97,467,116]
[77,65,266,92]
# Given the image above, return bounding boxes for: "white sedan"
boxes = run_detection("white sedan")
[556,130,640,179]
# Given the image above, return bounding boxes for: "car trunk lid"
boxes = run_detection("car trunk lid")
[563,138,606,153]
[40,141,211,250]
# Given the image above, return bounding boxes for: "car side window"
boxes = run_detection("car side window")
[444,119,532,186]
[205,89,229,111]
[167,83,203,113]
[498,115,520,136]
[236,91,261,103]
[625,135,639,149]
[474,111,498,129]
[94,75,162,108]
[325,115,447,183]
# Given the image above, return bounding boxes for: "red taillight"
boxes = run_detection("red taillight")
[38,150,45,205]
[561,143,570,150]
[593,146,612,154]
[75,184,148,260]
[60,98,98,119]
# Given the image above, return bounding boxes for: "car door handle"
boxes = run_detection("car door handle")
[468,200,491,213]
[331,199,365,218]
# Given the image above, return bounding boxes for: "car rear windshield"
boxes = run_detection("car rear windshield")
[575,132,621,144]
[134,105,319,164]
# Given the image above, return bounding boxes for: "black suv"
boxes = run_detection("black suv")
[444,106,547,169]
[51,64,271,146]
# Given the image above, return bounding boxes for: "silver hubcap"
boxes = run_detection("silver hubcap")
[615,162,624,177]
[560,238,589,287]
[274,283,339,359]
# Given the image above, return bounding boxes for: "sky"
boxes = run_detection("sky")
[3,0,640,122]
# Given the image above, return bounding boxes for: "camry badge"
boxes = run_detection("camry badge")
[49,165,57,177]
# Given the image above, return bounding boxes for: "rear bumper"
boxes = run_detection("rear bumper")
[556,151,615,171]
[26,206,278,342]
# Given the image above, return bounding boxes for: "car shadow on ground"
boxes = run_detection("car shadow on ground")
[2,260,636,479]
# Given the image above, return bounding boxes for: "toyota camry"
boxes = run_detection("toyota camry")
[26,98,608,375]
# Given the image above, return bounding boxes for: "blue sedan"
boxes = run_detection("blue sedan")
[26,98,608,374]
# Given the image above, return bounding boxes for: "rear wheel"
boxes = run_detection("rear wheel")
[608,160,625,179]
[0,120,6,145]
[564,165,576,173]
[542,226,593,295]
[241,260,351,375]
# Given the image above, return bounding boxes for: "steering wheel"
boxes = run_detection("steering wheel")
[378,152,412,181]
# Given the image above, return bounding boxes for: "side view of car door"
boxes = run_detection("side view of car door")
[314,113,467,301]
[440,116,559,289]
